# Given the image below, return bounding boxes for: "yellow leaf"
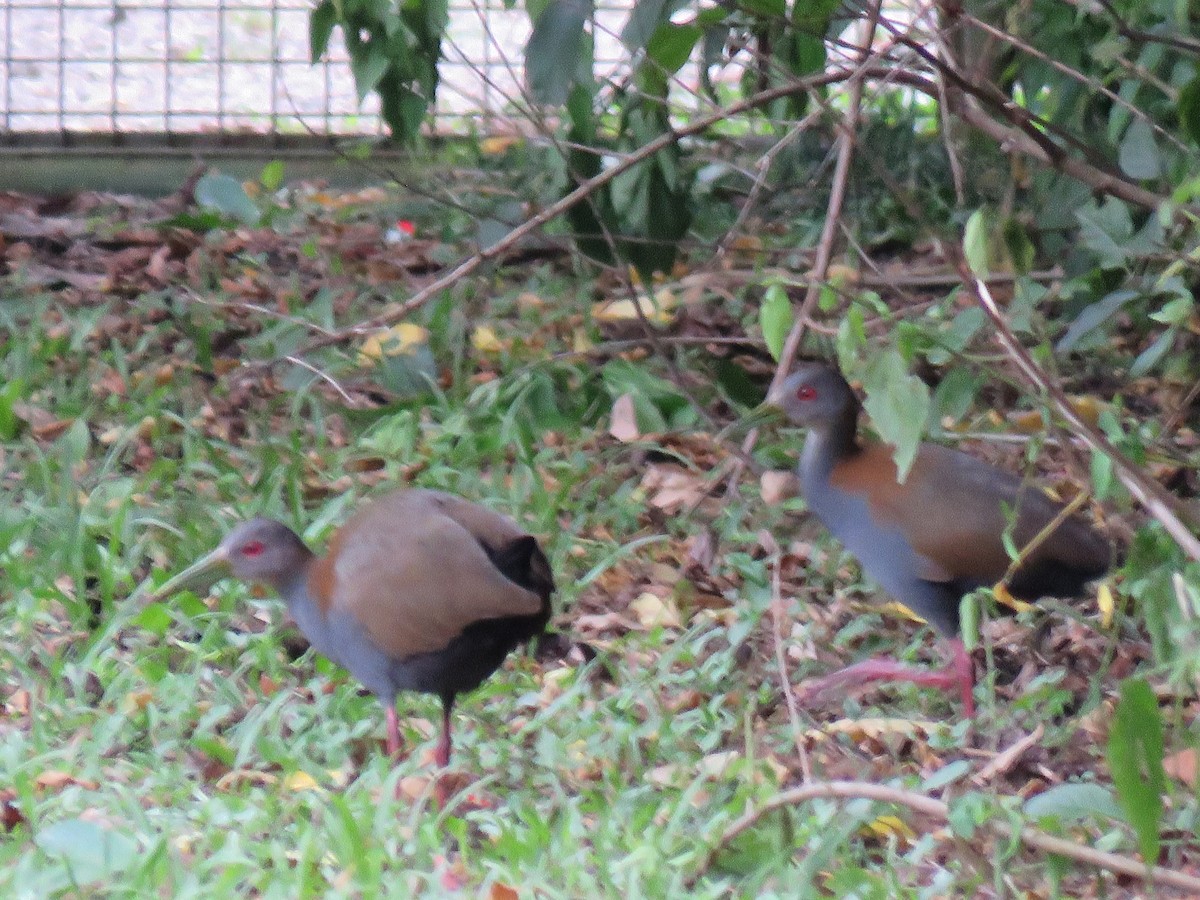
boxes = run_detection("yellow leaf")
[860,814,915,844]
[358,323,430,364]
[630,592,681,630]
[824,263,861,288]
[593,289,678,324]
[1097,581,1115,629]
[480,136,522,154]
[805,717,944,743]
[283,771,322,793]
[879,600,928,624]
[471,325,506,354]
[122,690,154,715]
[572,327,594,353]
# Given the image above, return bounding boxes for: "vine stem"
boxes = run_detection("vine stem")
[692,779,1200,893]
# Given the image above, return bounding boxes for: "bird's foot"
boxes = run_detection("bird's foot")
[797,650,976,717]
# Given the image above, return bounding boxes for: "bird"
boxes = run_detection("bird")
[763,362,1111,716]
[148,488,554,803]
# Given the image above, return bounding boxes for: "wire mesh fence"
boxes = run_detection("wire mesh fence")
[0,0,632,141]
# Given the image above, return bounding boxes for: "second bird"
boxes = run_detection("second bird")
[765,363,1111,716]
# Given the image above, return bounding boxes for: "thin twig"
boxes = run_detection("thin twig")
[959,264,1200,558]
[694,780,1200,893]
[267,65,877,369]
[282,355,358,407]
[769,548,811,782]
[971,724,1044,784]
[726,0,885,495]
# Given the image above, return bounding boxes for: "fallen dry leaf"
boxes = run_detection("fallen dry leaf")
[1164,748,1197,787]
[630,592,681,630]
[760,469,800,504]
[35,771,99,791]
[609,393,640,443]
[358,322,430,364]
[640,464,709,513]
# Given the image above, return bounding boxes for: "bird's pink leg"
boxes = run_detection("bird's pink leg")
[385,705,403,758]
[433,704,453,809]
[798,637,977,717]
[434,703,453,769]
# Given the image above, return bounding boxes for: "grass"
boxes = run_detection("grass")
[0,184,1196,898]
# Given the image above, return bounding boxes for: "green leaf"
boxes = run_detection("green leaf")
[1178,75,1200,147]
[260,160,285,192]
[1108,677,1165,864]
[1118,119,1162,180]
[862,350,930,482]
[1055,290,1139,353]
[36,819,138,883]
[1076,199,1133,267]
[135,603,173,636]
[932,367,980,422]
[1024,782,1122,823]
[1129,328,1176,377]
[645,23,701,74]
[526,0,593,105]
[350,46,391,102]
[959,591,979,651]
[759,285,792,362]
[1149,296,1193,326]
[922,758,972,791]
[309,0,337,63]
[963,207,992,278]
[620,0,670,53]
[194,172,260,226]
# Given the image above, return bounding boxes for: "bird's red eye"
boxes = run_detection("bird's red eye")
[241,541,266,557]
[795,386,817,401]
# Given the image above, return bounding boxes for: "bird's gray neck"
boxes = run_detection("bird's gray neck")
[799,401,860,486]
[275,554,316,610]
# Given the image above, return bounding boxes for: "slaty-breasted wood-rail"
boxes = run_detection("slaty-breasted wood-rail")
[150,488,554,800]
[765,363,1110,715]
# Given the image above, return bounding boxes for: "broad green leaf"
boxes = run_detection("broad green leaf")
[932,367,980,421]
[862,350,930,482]
[1108,677,1165,864]
[645,23,702,74]
[922,759,972,792]
[620,0,671,53]
[1118,119,1162,180]
[350,45,391,101]
[1129,328,1176,377]
[260,160,285,192]
[309,0,337,62]
[194,172,260,225]
[1055,290,1138,353]
[1149,296,1193,326]
[36,819,138,883]
[1179,75,1200,147]
[1024,782,1122,822]
[1076,199,1133,267]
[738,0,785,17]
[963,207,992,278]
[526,0,593,105]
[760,285,792,362]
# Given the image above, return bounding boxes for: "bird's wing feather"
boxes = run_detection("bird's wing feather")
[309,490,545,660]
[831,442,1053,584]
